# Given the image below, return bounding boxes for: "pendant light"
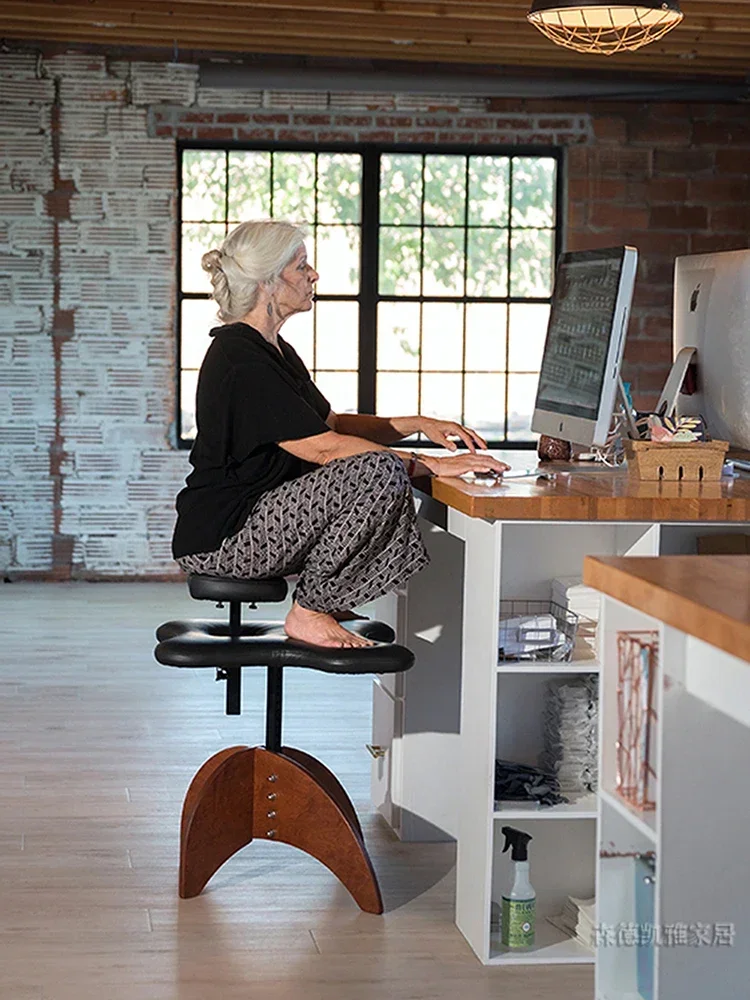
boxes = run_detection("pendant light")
[527,0,683,55]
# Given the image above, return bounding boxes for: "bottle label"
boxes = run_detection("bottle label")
[501,897,536,948]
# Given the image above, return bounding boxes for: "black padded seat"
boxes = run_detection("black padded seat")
[154,619,411,675]
[187,573,288,604]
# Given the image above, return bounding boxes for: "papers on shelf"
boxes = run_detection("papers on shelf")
[540,676,599,797]
[548,895,596,950]
[498,612,574,662]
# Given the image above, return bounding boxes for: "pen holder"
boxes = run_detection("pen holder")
[624,439,728,482]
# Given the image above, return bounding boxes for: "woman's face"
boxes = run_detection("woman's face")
[276,245,319,318]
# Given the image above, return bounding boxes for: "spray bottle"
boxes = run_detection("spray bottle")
[500,825,536,949]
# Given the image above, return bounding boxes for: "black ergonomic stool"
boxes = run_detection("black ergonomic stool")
[154,573,414,914]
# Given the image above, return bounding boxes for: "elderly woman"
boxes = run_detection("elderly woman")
[173,220,508,648]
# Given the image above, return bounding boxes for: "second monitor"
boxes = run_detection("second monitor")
[531,246,638,449]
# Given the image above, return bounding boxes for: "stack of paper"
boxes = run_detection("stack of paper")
[552,576,601,660]
[548,895,596,950]
[540,676,599,796]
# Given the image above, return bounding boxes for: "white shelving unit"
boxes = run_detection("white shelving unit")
[371,501,750,969]
[594,557,750,1000]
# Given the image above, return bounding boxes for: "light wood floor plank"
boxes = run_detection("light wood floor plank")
[0,582,592,1000]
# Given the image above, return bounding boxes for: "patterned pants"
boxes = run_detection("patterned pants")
[177,451,429,614]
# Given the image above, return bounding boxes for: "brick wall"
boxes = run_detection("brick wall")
[1,44,749,578]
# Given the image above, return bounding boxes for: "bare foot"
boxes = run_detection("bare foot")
[331,610,369,623]
[285,602,375,648]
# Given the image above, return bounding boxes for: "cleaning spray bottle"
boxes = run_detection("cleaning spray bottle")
[500,825,536,949]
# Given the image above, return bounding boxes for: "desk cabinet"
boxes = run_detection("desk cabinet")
[589,558,750,1000]
[370,480,750,967]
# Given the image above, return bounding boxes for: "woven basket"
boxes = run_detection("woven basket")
[624,439,729,482]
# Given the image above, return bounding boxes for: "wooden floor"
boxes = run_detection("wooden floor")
[0,582,593,1000]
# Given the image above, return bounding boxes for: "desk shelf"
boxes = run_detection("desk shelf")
[489,920,595,965]
[494,795,597,820]
[497,658,600,674]
[375,496,750,968]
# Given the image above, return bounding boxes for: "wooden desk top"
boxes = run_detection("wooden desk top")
[430,464,750,522]
[583,555,750,664]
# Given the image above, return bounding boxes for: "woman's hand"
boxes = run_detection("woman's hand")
[416,417,488,452]
[421,453,510,478]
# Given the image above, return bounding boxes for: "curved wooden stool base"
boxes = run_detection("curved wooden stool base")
[179,745,383,914]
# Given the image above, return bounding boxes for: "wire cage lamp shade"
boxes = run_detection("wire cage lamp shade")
[527,0,683,55]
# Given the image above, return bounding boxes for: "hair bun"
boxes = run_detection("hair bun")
[201,248,223,274]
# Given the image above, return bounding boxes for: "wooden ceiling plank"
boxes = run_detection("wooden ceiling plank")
[8,0,750,51]
[2,20,747,78]
[6,0,750,29]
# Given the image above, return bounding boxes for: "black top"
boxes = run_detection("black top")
[172,322,330,559]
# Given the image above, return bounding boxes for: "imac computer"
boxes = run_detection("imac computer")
[531,246,638,449]
[673,248,750,450]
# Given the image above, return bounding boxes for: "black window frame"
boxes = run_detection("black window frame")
[176,139,564,449]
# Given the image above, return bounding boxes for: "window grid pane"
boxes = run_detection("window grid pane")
[375,152,557,444]
[179,149,363,439]
[179,147,558,446]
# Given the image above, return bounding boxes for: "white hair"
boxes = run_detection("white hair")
[201,219,306,324]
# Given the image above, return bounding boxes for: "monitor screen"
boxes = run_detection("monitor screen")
[531,246,637,448]
[535,248,628,422]
[674,248,750,449]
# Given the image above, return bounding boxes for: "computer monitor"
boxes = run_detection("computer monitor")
[673,248,750,450]
[531,246,638,448]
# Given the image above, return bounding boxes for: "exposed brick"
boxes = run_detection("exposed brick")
[641,315,673,340]
[357,130,396,143]
[236,127,276,141]
[627,118,692,146]
[709,205,750,234]
[293,114,332,126]
[649,204,708,231]
[623,338,672,365]
[252,112,291,125]
[194,126,235,140]
[415,115,452,128]
[654,149,714,175]
[690,233,750,254]
[689,178,750,205]
[317,130,359,143]
[216,113,251,124]
[398,130,436,144]
[59,79,127,104]
[277,129,316,143]
[692,121,750,146]
[333,115,372,127]
[648,177,689,204]
[590,203,650,230]
[182,111,215,124]
[375,115,413,128]
[434,131,476,143]
[130,63,197,106]
[0,78,55,103]
[715,149,750,176]
[196,87,263,110]
[0,52,40,78]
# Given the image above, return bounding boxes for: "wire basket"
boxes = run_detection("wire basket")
[498,600,579,663]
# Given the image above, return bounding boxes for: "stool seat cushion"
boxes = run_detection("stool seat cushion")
[188,574,288,604]
[154,619,412,675]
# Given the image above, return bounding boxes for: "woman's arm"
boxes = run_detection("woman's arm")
[330,412,419,444]
[328,412,487,451]
[278,429,508,477]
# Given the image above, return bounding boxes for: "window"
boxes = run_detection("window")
[178,144,560,447]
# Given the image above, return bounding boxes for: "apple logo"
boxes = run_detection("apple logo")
[690,283,701,312]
